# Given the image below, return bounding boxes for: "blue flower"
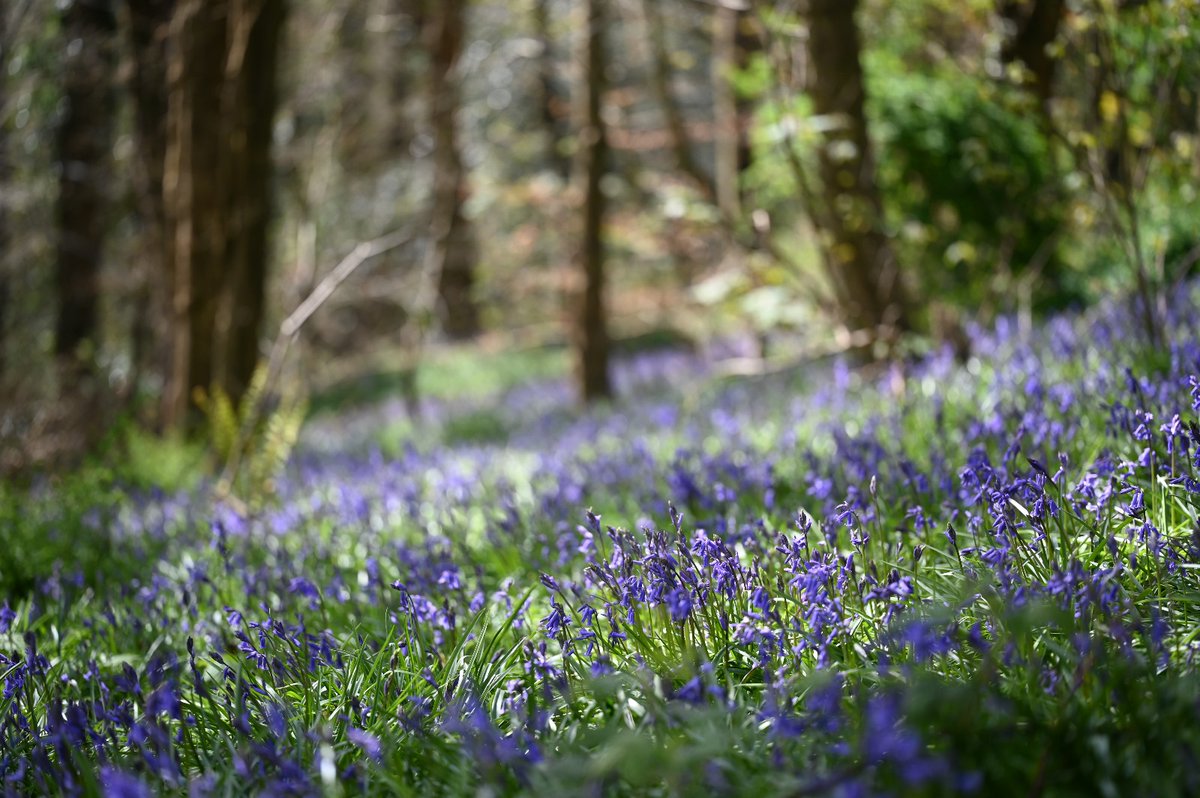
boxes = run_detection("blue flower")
[100,767,153,798]
[348,727,382,761]
[541,599,572,637]
[0,602,14,634]
[666,587,693,623]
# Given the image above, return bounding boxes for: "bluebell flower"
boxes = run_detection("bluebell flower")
[0,602,15,634]
[666,587,693,623]
[541,599,571,637]
[347,727,382,761]
[100,767,153,798]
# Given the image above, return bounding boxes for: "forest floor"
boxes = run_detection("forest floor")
[3,288,1200,796]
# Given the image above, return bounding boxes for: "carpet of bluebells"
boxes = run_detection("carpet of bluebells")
[5,291,1200,797]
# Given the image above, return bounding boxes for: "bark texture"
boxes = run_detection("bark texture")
[218,0,286,402]
[533,0,571,179]
[574,0,612,402]
[806,0,907,340]
[125,0,175,403]
[425,0,480,340]
[55,0,118,365]
[999,0,1065,105]
[161,0,285,429]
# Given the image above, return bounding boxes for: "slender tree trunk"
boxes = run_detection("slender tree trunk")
[386,0,419,158]
[125,0,174,414]
[533,0,571,179]
[998,0,1065,107]
[336,4,371,170]
[0,12,10,384]
[733,11,760,183]
[643,0,715,201]
[806,0,907,340]
[55,0,117,368]
[217,0,286,402]
[425,0,480,340]
[336,0,394,171]
[712,3,740,219]
[574,0,611,402]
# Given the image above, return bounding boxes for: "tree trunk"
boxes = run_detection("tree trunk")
[0,11,10,384]
[533,0,571,179]
[55,0,117,368]
[998,0,1065,107]
[574,0,612,402]
[712,3,740,219]
[124,0,174,414]
[216,0,286,402]
[733,11,760,184]
[806,0,907,341]
[162,0,224,428]
[336,0,395,171]
[425,0,480,340]
[161,0,285,430]
[643,0,716,201]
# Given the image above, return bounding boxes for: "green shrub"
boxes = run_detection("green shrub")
[871,65,1079,313]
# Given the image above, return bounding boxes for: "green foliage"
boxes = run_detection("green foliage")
[1046,0,1200,330]
[612,327,697,356]
[441,408,510,446]
[740,0,1200,333]
[0,470,125,598]
[870,64,1075,312]
[417,345,567,401]
[310,345,569,417]
[743,94,819,213]
[198,365,307,504]
[110,424,207,494]
[0,422,203,599]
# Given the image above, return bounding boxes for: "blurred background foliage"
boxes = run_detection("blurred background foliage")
[0,0,1197,478]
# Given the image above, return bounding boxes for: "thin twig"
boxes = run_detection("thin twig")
[281,230,410,337]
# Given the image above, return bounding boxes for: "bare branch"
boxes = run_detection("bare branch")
[280,229,410,338]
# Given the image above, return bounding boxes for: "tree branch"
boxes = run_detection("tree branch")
[216,229,411,497]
